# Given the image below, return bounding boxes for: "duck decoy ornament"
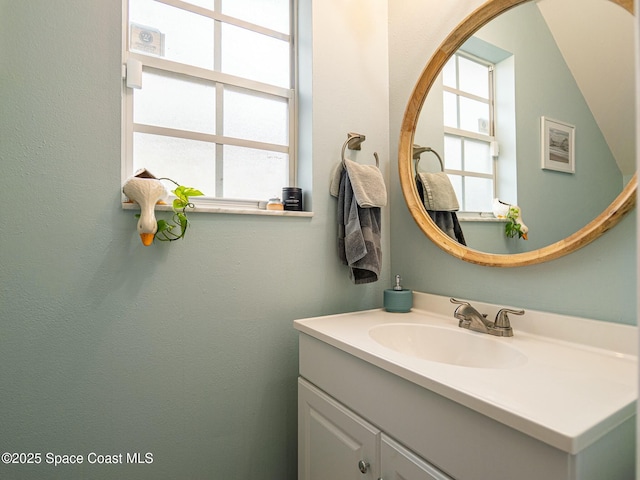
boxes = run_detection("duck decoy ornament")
[123,169,168,246]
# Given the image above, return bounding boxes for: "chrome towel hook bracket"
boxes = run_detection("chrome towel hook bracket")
[342,132,379,168]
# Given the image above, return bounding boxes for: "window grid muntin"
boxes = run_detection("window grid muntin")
[123,0,296,202]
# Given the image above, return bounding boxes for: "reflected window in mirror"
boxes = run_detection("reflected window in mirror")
[440,48,517,216]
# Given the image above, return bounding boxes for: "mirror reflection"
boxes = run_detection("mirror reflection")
[413,0,635,254]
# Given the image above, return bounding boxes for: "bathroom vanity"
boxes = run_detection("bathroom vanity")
[294,293,637,480]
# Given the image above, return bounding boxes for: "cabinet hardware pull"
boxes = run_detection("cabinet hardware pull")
[358,460,369,473]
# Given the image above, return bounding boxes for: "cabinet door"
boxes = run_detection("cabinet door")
[298,378,379,480]
[381,434,454,480]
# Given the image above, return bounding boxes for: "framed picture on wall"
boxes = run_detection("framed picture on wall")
[541,116,575,173]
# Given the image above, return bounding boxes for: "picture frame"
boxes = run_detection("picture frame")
[541,116,575,173]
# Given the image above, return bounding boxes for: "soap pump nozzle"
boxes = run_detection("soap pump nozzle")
[393,274,403,291]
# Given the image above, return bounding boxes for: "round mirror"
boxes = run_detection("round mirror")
[398,0,636,267]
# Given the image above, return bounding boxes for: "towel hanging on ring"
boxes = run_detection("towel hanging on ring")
[414,145,466,245]
[416,173,459,211]
[330,133,387,208]
[413,145,458,212]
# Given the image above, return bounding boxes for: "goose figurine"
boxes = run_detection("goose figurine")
[123,169,168,246]
[492,198,528,240]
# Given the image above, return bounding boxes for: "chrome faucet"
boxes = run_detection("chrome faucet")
[450,298,524,337]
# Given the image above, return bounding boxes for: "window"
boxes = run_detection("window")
[122,0,296,206]
[442,52,497,213]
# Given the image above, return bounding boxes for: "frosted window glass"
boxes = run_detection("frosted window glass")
[459,57,489,98]
[442,58,456,88]
[443,92,458,129]
[224,88,287,145]
[221,24,290,88]
[133,133,216,195]
[459,97,489,134]
[134,70,216,134]
[448,175,463,208]
[222,0,290,33]
[129,0,214,70]
[444,136,462,170]
[223,146,288,200]
[464,177,493,212]
[463,140,492,174]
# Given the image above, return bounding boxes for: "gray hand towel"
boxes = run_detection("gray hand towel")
[337,169,381,284]
[329,162,343,198]
[416,172,459,211]
[331,160,387,208]
[416,173,466,245]
[428,211,466,246]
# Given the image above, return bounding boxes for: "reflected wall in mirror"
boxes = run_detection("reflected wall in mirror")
[399,0,637,267]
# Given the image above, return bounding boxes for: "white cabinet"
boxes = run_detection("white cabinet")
[299,378,453,480]
[381,435,452,480]
[297,333,636,480]
[298,378,379,479]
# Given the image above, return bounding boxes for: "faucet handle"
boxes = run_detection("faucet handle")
[450,298,488,318]
[450,298,470,306]
[495,308,525,328]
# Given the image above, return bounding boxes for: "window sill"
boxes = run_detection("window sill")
[122,202,314,218]
[457,212,504,223]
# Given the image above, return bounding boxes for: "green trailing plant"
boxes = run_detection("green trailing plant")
[136,178,204,242]
[504,206,525,239]
[156,180,204,241]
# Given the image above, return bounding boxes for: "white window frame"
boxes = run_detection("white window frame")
[443,51,497,215]
[121,0,301,212]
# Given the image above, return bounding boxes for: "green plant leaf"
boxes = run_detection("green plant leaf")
[173,185,203,201]
[181,187,204,197]
[172,186,188,203]
[505,220,524,239]
[173,198,187,210]
[156,219,172,233]
[177,212,188,233]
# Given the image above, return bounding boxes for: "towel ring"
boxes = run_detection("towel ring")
[413,145,444,174]
[342,132,379,168]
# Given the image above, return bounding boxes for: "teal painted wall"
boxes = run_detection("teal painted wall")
[389,0,636,325]
[0,0,390,478]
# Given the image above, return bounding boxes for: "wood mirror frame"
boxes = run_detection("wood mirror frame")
[398,0,637,267]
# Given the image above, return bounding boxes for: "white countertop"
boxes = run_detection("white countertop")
[294,293,637,454]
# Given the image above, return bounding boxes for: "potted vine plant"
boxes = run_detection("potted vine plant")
[504,206,528,240]
[153,179,204,242]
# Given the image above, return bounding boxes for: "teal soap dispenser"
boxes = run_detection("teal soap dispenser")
[384,275,413,313]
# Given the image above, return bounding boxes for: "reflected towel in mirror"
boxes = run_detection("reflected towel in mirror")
[416,173,466,246]
[416,172,459,211]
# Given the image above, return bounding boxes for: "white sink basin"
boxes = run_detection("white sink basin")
[294,292,637,454]
[369,323,527,368]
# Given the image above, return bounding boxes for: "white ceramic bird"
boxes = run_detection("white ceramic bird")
[492,198,528,240]
[123,169,168,246]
